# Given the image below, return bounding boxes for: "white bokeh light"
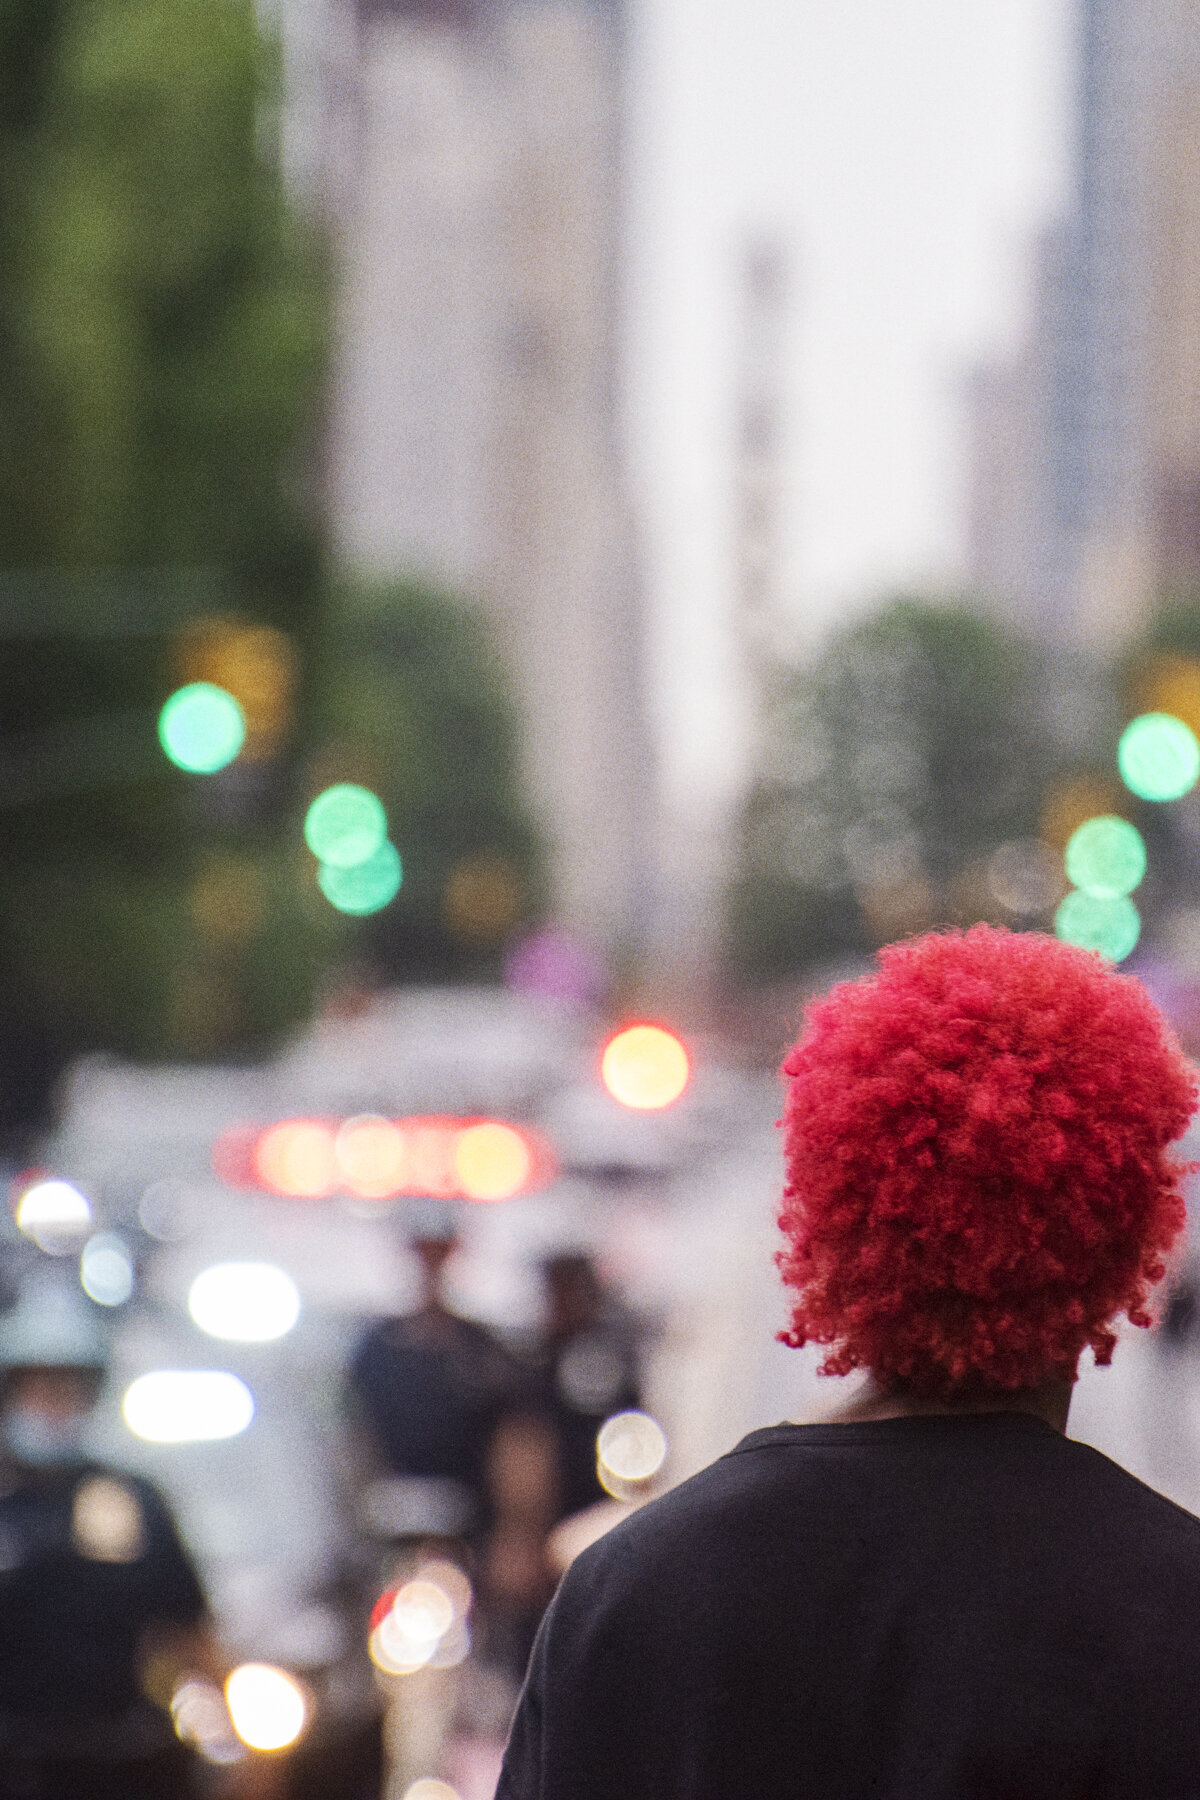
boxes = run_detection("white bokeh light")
[224,1664,307,1752]
[80,1233,135,1307]
[187,1262,301,1344]
[122,1371,255,1443]
[16,1179,92,1253]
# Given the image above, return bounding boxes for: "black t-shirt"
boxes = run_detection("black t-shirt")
[498,1414,1200,1800]
[0,1462,206,1736]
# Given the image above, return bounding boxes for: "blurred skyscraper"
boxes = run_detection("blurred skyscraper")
[273,0,651,958]
[968,0,1200,641]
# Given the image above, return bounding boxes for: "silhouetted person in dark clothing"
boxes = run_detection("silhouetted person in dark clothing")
[0,1276,211,1800]
[532,1254,641,1521]
[349,1214,521,1539]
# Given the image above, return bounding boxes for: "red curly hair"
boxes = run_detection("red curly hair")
[778,925,1196,1395]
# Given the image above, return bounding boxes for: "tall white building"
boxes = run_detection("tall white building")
[306,0,651,959]
[967,0,1200,642]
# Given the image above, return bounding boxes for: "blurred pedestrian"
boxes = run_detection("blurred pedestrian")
[477,1252,644,1683]
[499,927,1200,1799]
[530,1252,642,1523]
[0,1273,216,1800]
[347,1209,531,1790]
[348,1206,522,1544]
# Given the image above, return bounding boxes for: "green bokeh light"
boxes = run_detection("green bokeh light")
[304,784,387,868]
[158,683,245,774]
[1063,815,1146,899]
[1054,889,1141,962]
[1118,712,1200,802]
[318,841,402,915]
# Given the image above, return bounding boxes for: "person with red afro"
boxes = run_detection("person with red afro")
[498,926,1200,1800]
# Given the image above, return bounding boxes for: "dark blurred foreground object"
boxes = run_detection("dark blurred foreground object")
[498,928,1200,1800]
[0,1275,212,1798]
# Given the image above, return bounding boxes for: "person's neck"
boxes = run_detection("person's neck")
[821,1373,1075,1435]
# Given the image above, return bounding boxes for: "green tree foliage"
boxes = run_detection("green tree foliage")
[0,0,327,1145]
[315,582,546,981]
[0,0,323,578]
[728,598,1077,980]
[0,0,544,1151]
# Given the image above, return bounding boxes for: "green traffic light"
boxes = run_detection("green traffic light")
[1054,889,1141,963]
[1063,816,1146,899]
[1118,712,1200,802]
[317,841,402,915]
[304,784,387,868]
[158,683,245,774]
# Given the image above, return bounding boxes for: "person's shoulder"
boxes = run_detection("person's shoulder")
[1061,1434,1200,1552]
[558,1439,775,1598]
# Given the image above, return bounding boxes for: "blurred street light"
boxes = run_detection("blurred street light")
[1054,890,1141,962]
[318,840,403,914]
[218,1115,552,1201]
[187,1263,301,1343]
[1064,816,1146,899]
[158,683,245,774]
[1118,713,1200,802]
[224,1664,307,1752]
[79,1233,135,1306]
[601,1025,690,1110]
[122,1370,255,1443]
[304,784,387,867]
[14,1176,93,1253]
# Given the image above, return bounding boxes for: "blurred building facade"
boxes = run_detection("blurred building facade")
[276,0,651,959]
[967,0,1200,642]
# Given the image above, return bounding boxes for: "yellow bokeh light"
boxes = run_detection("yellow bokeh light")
[370,1575,459,1674]
[71,1477,145,1563]
[392,1579,454,1644]
[596,1410,668,1494]
[190,855,266,944]
[1135,652,1200,739]
[455,1122,531,1202]
[600,1025,690,1110]
[443,853,523,943]
[175,617,298,761]
[416,1559,472,1620]
[1038,773,1124,853]
[254,1120,336,1198]
[335,1117,410,1199]
[224,1664,307,1752]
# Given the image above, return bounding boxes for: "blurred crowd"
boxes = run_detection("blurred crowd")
[0,1212,654,1800]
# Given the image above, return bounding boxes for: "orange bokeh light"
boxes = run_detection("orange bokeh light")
[220,1115,552,1200]
[335,1117,410,1199]
[455,1122,532,1202]
[254,1120,336,1197]
[601,1024,690,1110]
[406,1124,459,1199]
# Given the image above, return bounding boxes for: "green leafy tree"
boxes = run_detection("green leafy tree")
[314,582,546,981]
[727,598,1102,980]
[0,0,327,1147]
[0,0,544,1153]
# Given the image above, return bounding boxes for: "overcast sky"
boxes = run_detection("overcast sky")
[626,0,1076,805]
